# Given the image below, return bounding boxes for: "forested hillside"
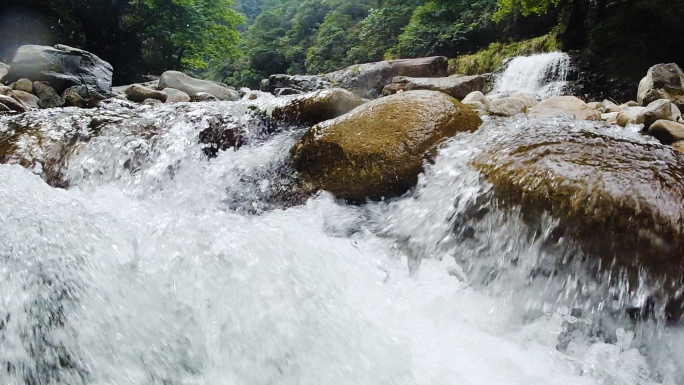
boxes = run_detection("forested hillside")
[3,0,683,93]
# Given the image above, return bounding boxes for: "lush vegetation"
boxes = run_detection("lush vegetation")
[3,0,684,94]
[2,0,244,83]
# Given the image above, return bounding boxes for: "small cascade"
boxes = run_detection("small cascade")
[491,52,571,98]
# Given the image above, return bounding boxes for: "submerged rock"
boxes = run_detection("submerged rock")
[527,96,600,120]
[473,119,684,312]
[8,44,113,96]
[271,88,365,126]
[159,71,239,101]
[638,63,684,109]
[291,90,481,201]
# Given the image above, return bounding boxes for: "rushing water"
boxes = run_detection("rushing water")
[1,84,683,383]
[491,52,571,99]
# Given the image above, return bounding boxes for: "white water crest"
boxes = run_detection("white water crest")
[0,95,683,384]
[491,52,571,99]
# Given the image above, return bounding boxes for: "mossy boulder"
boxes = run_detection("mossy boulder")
[473,121,684,312]
[291,90,482,202]
[271,88,365,126]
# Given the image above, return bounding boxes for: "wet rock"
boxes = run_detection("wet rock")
[0,94,28,113]
[275,88,303,96]
[260,74,331,94]
[271,88,365,126]
[0,103,10,113]
[62,85,106,108]
[125,84,167,103]
[161,88,190,103]
[8,44,113,96]
[672,141,684,154]
[34,81,65,108]
[159,71,239,101]
[648,120,684,144]
[473,120,684,308]
[636,99,678,129]
[291,90,481,201]
[489,97,526,117]
[511,92,538,109]
[391,74,490,99]
[190,92,219,102]
[527,96,600,120]
[0,62,9,83]
[15,78,33,93]
[462,91,492,111]
[13,90,39,109]
[327,56,448,98]
[198,115,246,157]
[638,63,684,109]
[143,98,162,106]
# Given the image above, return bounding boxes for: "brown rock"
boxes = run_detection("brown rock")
[648,120,684,144]
[291,90,482,201]
[271,88,365,126]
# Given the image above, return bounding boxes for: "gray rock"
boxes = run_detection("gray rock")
[33,81,65,108]
[125,84,167,103]
[260,74,331,94]
[159,71,239,101]
[0,62,9,83]
[15,78,33,93]
[161,88,190,103]
[648,120,684,144]
[13,90,40,109]
[527,96,601,121]
[327,56,448,98]
[8,45,113,96]
[190,92,219,102]
[637,63,684,109]
[391,74,491,100]
[489,97,526,117]
[636,99,677,129]
[62,85,106,108]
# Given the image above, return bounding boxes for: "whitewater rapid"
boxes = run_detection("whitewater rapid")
[1,101,683,384]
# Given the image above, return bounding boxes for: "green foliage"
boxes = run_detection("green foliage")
[448,32,560,75]
[493,0,559,20]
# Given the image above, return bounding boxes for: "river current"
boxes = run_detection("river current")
[1,54,683,384]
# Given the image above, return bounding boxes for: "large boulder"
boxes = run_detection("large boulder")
[8,45,113,96]
[260,74,331,95]
[291,90,482,201]
[271,88,365,126]
[473,120,684,315]
[391,74,490,99]
[527,96,600,120]
[637,63,684,109]
[159,71,239,101]
[648,120,684,144]
[636,99,680,129]
[327,56,448,98]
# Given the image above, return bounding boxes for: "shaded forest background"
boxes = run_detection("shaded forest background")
[2,0,683,92]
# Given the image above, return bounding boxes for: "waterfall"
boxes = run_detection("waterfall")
[491,52,571,99]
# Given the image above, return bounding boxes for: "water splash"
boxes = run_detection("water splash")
[491,52,571,99]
